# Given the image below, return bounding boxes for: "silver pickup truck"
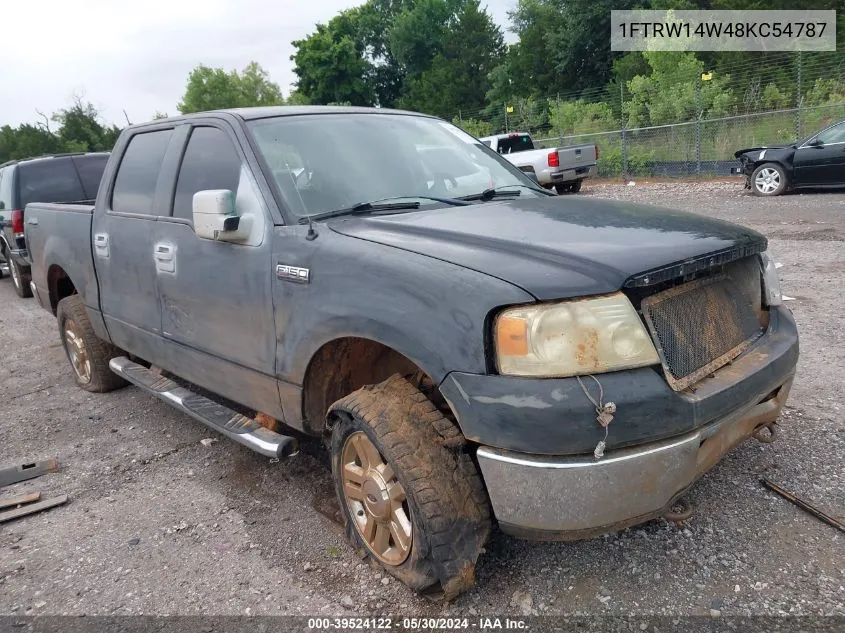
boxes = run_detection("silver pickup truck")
[479,132,598,193]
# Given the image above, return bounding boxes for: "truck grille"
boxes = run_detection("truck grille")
[641,260,764,391]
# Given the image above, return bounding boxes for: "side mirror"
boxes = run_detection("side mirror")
[192,190,252,242]
[809,137,824,147]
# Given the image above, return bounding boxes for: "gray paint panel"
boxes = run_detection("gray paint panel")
[271,224,535,427]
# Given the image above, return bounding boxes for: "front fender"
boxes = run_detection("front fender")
[286,316,460,389]
[273,226,536,387]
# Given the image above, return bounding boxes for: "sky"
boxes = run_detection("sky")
[1,0,516,128]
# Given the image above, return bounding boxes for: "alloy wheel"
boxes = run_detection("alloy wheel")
[10,259,20,289]
[340,431,412,565]
[63,319,92,384]
[755,167,781,194]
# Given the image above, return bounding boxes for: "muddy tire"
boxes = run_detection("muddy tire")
[57,294,127,393]
[9,258,32,298]
[329,374,490,600]
[751,162,787,196]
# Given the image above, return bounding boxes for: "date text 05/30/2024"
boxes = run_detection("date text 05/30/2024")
[307,617,528,630]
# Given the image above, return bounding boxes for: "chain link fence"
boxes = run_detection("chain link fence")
[451,52,845,179]
[528,103,845,178]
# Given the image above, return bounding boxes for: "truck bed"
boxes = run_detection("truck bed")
[25,202,98,314]
[503,143,597,187]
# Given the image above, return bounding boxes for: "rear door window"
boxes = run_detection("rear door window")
[72,154,109,200]
[112,129,173,215]
[18,159,85,208]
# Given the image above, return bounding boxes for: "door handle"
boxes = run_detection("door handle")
[154,245,173,260]
[94,233,109,258]
[154,243,176,272]
[27,218,38,226]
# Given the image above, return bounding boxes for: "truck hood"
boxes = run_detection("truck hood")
[327,196,767,300]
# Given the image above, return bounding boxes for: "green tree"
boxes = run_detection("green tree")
[509,97,545,134]
[52,99,122,152]
[389,0,458,80]
[452,116,492,138]
[504,0,642,99]
[624,51,733,127]
[285,90,311,106]
[0,124,59,163]
[504,0,566,97]
[399,0,504,117]
[549,99,616,136]
[178,62,284,114]
[290,9,375,106]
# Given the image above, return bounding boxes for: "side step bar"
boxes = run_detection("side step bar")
[109,357,298,459]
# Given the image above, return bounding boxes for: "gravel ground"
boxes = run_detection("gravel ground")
[0,180,842,620]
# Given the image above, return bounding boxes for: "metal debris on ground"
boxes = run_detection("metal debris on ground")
[0,457,68,523]
[761,478,845,533]
[0,458,58,487]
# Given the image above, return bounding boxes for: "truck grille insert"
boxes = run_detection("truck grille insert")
[641,272,763,392]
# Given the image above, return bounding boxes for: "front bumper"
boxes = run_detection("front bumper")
[477,374,792,539]
[441,306,798,456]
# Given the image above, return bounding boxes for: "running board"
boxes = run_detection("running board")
[109,357,298,459]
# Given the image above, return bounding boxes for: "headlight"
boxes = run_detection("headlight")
[759,250,782,306]
[494,293,660,377]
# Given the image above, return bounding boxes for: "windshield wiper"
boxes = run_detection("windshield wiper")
[460,184,554,202]
[299,195,470,223]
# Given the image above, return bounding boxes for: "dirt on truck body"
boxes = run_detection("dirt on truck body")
[23,106,798,598]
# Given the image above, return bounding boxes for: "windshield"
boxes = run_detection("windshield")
[248,113,543,218]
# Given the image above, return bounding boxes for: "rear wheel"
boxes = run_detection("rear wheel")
[751,163,787,196]
[329,374,490,600]
[9,258,32,298]
[554,180,582,194]
[57,294,127,392]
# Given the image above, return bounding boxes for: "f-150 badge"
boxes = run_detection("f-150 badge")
[276,264,310,284]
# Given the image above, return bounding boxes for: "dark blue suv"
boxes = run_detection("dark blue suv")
[0,152,108,297]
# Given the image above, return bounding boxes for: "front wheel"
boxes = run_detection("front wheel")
[751,163,787,196]
[57,294,127,392]
[329,374,491,600]
[9,258,32,298]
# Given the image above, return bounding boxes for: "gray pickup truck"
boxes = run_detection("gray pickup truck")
[26,106,798,599]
